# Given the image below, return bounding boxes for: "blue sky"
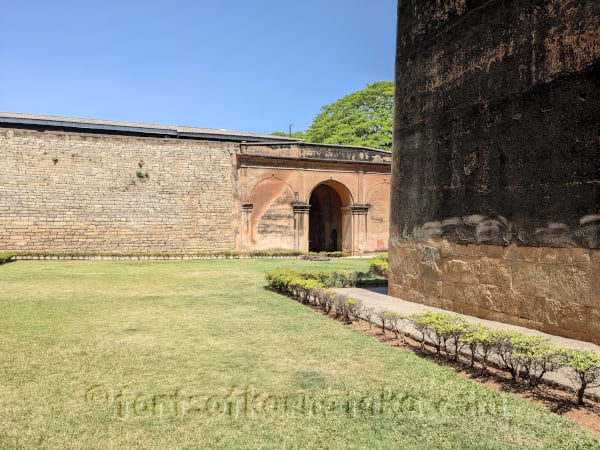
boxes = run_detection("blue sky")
[0,1,397,134]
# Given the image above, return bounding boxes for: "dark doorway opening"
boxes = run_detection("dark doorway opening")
[309,184,343,252]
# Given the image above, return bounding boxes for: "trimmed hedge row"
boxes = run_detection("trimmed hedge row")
[408,311,600,405]
[369,252,389,278]
[265,269,366,322]
[265,268,384,291]
[0,249,346,263]
[265,269,600,406]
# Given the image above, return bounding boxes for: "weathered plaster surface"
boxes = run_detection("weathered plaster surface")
[236,143,391,254]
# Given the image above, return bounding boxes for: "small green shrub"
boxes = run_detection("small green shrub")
[369,252,389,278]
[376,310,405,336]
[491,331,525,380]
[512,336,563,386]
[363,306,375,330]
[462,325,497,370]
[562,349,600,405]
[384,311,406,340]
[345,299,364,321]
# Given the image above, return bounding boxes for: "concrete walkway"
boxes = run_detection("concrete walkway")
[334,287,600,396]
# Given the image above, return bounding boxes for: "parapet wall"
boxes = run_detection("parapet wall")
[0,128,237,253]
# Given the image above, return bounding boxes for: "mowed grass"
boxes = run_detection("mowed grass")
[0,259,598,449]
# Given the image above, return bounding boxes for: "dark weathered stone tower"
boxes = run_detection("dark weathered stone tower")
[390,0,600,342]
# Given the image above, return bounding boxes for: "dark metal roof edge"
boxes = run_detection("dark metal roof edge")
[0,116,178,136]
[0,116,300,143]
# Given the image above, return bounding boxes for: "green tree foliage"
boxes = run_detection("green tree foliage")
[462,325,497,370]
[562,349,600,405]
[271,130,307,140]
[369,252,389,278]
[305,81,394,151]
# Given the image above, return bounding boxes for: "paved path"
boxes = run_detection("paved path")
[333,287,600,396]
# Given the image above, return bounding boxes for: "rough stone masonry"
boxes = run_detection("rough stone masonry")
[390,0,599,342]
[0,114,391,256]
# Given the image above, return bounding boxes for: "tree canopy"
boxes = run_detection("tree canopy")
[272,81,394,151]
[271,130,307,140]
[306,81,394,151]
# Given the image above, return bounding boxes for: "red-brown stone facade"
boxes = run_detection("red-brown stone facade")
[236,143,391,255]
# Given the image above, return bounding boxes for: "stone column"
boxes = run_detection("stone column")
[292,203,310,252]
[341,207,353,255]
[241,203,253,249]
[350,205,369,256]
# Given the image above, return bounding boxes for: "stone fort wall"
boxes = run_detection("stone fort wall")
[0,127,237,253]
[390,0,599,342]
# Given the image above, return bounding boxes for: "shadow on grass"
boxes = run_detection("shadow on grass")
[307,301,600,434]
[372,327,600,422]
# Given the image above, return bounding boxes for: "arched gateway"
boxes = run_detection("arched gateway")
[237,142,391,255]
[308,181,351,253]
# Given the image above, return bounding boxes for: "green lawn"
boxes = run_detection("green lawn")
[0,259,598,449]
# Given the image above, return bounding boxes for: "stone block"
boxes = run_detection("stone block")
[478,284,519,317]
[554,300,587,333]
[517,295,546,323]
[388,283,403,298]
[479,257,512,287]
[589,269,600,307]
[479,309,515,326]
[591,249,600,269]
[442,282,480,306]
[453,243,479,257]
[423,278,442,297]
[556,247,574,265]
[479,244,505,259]
[442,257,479,284]
[438,239,455,257]
[419,245,442,281]
[401,288,425,304]
[390,246,420,275]
[504,245,520,261]
[452,301,481,318]
[572,248,591,268]
[511,261,550,297]
[402,274,420,291]
[439,297,454,311]
[543,298,563,327]
[388,271,403,286]
[466,244,480,256]
[586,307,600,343]
[424,296,443,308]
[517,246,539,262]
[537,247,558,264]
[545,264,590,306]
